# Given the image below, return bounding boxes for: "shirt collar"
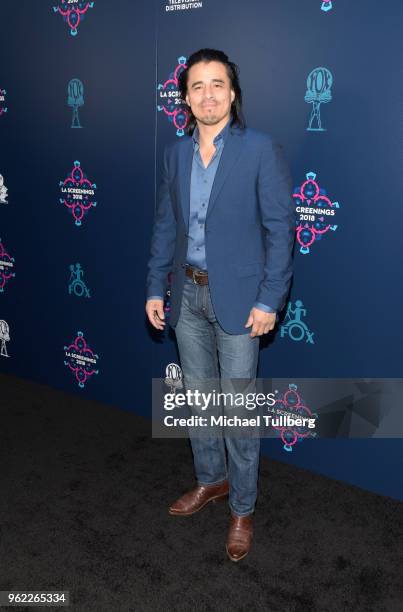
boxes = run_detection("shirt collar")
[192,117,232,148]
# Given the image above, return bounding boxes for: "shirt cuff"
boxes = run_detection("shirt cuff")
[147,295,164,301]
[254,301,277,315]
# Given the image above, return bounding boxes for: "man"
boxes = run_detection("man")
[146,49,295,562]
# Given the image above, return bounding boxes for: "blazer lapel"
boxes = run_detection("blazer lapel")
[178,126,245,231]
[178,138,193,231]
[206,127,244,222]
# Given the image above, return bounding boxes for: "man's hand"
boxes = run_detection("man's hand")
[244,307,277,338]
[146,299,166,330]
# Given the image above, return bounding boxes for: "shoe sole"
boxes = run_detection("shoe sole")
[168,491,229,516]
[225,544,249,562]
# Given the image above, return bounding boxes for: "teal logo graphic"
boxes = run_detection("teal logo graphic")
[280,300,315,344]
[68,263,91,298]
[321,1,333,11]
[68,79,84,128]
[305,67,333,131]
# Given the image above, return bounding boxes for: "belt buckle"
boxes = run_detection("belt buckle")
[192,268,199,284]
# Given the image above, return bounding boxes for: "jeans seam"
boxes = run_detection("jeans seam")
[203,285,207,311]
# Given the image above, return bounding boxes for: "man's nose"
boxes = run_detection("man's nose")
[204,85,215,98]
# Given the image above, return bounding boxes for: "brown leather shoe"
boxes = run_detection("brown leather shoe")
[168,480,229,516]
[226,512,254,562]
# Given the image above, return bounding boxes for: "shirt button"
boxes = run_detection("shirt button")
[202,203,205,207]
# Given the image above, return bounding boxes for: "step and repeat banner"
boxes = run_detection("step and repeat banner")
[0,1,156,411]
[1,1,402,500]
[154,0,403,500]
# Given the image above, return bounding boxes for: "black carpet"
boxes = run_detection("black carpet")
[0,373,402,612]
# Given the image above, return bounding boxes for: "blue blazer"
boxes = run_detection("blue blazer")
[147,124,296,335]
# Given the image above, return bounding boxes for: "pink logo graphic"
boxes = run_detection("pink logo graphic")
[157,56,190,137]
[0,89,7,116]
[59,160,97,226]
[64,331,99,388]
[53,1,95,36]
[294,171,339,254]
[271,384,317,452]
[0,238,15,292]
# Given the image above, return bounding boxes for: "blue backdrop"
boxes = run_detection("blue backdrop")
[1,0,402,501]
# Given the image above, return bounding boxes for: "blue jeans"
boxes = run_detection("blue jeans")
[174,274,260,517]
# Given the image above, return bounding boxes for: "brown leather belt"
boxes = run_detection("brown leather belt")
[185,264,209,285]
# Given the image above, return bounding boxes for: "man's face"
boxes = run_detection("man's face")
[185,60,235,127]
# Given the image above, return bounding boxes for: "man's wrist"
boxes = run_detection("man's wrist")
[254,301,276,314]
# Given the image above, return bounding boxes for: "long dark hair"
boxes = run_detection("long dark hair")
[177,48,246,136]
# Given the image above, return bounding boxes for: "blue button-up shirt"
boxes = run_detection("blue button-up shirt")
[186,120,228,270]
[149,119,275,315]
